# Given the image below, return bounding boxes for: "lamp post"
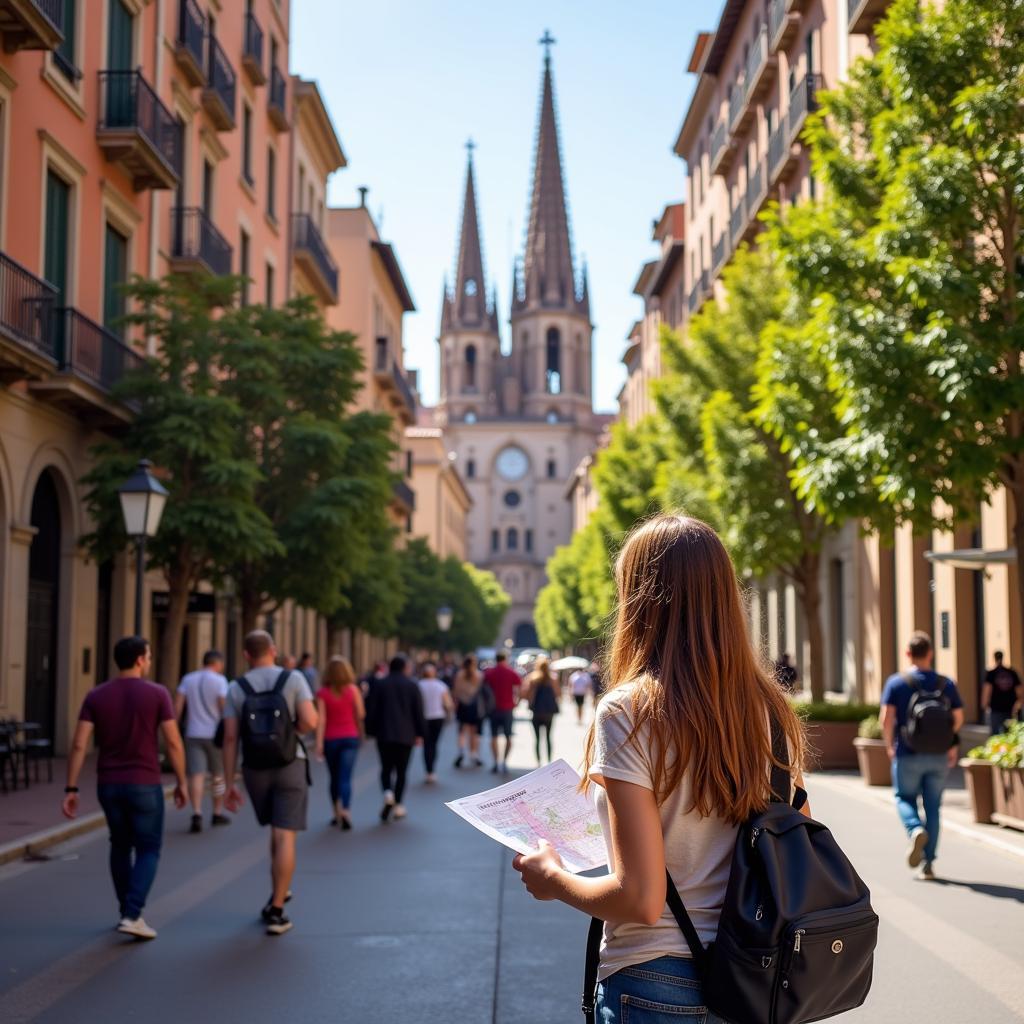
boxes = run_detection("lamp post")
[436,605,453,658]
[118,459,168,636]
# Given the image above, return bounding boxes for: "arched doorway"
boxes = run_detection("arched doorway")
[26,470,61,742]
[514,622,539,649]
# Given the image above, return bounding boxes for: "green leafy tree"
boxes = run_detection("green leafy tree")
[81,275,279,681]
[461,562,511,647]
[394,538,446,650]
[768,0,1024,625]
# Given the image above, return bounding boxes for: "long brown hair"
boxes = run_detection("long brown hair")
[582,514,804,825]
[527,656,555,689]
[323,655,355,695]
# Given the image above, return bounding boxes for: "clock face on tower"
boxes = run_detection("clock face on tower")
[496,446,529,481]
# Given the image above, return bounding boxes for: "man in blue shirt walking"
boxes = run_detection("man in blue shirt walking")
[880,631,964,880]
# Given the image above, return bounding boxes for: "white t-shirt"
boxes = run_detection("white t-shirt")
[178,669,229,740]
[589,684,739,982]
[417,677,450,721]
[570,670,593,696]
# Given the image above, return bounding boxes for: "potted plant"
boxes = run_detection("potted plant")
[793,702,879,771]
[853,716,890,786]
[960,748,996,825]
[964,722,1024,829]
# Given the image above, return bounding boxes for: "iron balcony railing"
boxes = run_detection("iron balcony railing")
[688,270,710,314]
[171,207,232,276]
[728,83,745,129]
[730,195,748,244]
[392,478,416,512]
[244,12,263,73]
[291,213,338,296]
[747,159,767,212]
[177,0,205,74]
[712,234,728,274]
[0,251,58,359]
[206,33,236,121]
[392,360,417,416]
[769,0,787,45]
[787,73,822,143]
[710,120,727,171]
[97,70,182,179]
[768,119,787,179]
[745,26,769,88]
[269,64,287,120]
[54,307,144,393]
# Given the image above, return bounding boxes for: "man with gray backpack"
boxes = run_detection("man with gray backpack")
[880,630,964,880]
[223,630,318,935]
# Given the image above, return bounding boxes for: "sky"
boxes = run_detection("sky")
[291,1,714,414]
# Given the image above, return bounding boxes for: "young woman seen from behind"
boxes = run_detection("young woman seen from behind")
[452,654,484,768]
[523,656,560,764]
[512,515,807,1022]
[315,656,365,830]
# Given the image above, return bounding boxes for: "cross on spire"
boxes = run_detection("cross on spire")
[539,29,556,63]
[465,137,476,158]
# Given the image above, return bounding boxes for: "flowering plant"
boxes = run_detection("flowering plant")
[968,721,1024,770]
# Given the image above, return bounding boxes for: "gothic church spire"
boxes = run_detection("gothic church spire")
[445,140,489,331]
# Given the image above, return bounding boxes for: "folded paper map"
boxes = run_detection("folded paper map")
[446,759,607,873]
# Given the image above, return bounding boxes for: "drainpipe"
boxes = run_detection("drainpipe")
[149,0,165,287]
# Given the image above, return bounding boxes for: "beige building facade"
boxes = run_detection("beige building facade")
[405,427,471,562]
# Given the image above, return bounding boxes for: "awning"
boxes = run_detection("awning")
[923,548,1017,571]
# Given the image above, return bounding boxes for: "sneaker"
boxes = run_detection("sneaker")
[261,892,293,922]
[210,814,231,827]
[384,789,396,806]
[118,916,157,940]
[340,813,353,831]
[425,772,437,784]
[906,827,929,868]
[918,861,936,881]
[453,754,464,768]
[472,758,484,768]
[189,815,202,834]
[265,908,293,936]
[393,804,407,820]
[491,764,500,774]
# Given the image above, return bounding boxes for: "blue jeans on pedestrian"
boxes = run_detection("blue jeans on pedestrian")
[597,955,727,1023]
[892,753,948,864]
[96,783,165,920]
[324,737,360,810]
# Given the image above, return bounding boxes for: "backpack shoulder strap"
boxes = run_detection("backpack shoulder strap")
[236,676,255,698]
[581,917,602,1022]
[665,870,709,974]
[769,714,790,804]
[273,669,292,695]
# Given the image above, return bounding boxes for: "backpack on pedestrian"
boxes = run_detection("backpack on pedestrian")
[531,680,559,716]
[237,669,298,769]
[902,672,956,754]
[582,718,878,1024]
[473,681,496,720]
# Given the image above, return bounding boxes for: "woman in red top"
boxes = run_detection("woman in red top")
[315,656,365,830]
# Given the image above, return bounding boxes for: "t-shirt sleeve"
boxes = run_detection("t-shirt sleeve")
[288,671,314,705]
[947,681,964,710]
[157,687,175,722]
[215,674,229,699]
[590,694,652,791]
[881,677,897,706]
[222,682,242,719]
[78,693,95,723]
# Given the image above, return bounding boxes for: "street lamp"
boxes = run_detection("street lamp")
[118,459,168,636]
[436,605,453,657]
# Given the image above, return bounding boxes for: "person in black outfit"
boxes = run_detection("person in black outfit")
[982,650,1023,735]
[364,654,426,822]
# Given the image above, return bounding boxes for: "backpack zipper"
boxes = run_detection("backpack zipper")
[750,827,761,848]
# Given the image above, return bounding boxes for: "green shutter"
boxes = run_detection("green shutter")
[103,224,128,337]
[108,0,132,70]
[56,0,76,72]
[44,172,69,305]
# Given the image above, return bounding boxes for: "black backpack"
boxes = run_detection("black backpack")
[237,670,298,769]
[903,672,955,754]
[583,719,878,1024]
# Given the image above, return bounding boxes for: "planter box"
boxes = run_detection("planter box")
[805,721,860,771]
[853,737,890,786]
[959,759,995,824]
[992,765,1024,831]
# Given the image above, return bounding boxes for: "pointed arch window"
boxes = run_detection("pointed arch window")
[507,527,519,551]
[545,327,561,394]
[464,343,477,390]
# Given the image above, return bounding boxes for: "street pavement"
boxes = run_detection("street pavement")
[0,700,1021,1023]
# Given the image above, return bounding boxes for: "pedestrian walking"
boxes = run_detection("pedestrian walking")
[314,656,364,830]
[881,631,964,881]
[511,516,807,1020]
[174,650,230,833]
[281,653,298,671]
[981,650,1022,735]
[223,630,317,936]
[364,653,426,822]
[452,654,489,767]
[589,659,605,702]
[360,661,387,699]
[773,652,799,692]
[439,655,457,689]
[484,651,521,773]
[298,652,319,690]
[62,636,188,941]
[522,656,559,764]
[569,666,593,724]
[417,660,454,782]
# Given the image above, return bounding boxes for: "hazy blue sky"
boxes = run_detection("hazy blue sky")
[291,1,713,413]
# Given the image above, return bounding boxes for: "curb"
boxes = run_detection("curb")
[0,784,177,868]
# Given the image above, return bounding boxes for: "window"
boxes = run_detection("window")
[266,146,276,219]
[297,164,305,212]
[202,159,214,217]
[464,410,477,424]
[507,527,519,551]
[464,343,477,389]
[546,459,556,479]
[545,410,558,424]
[242,104,253,184]
[491,529,499,552]
[525,529,533,553]
[239,229,250,306]
[406,450,413,477]
[466,458,476,479]
[103,223,128,337]
[265,262,274,307]
[55,0,78,80]
[545,327,561,394]
[107,0,132,72]
[503,490,521,508]
[44,170,71,306]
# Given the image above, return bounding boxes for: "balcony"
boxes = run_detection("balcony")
[788,73,821,144]
[767,74,821,186]
[0,0,62,51]
[849,0,889,35]
[745,158,768,234]
[268,65,288,131]
[392,478,416,514]
[174,0,205,88]
[170,207,232,276]
[709,118,738,178]
[97,71,181,191]
[202,33,235,131]
[728,83,753,136]
[0,251,58,382]
[712,234,729,276]
[291,213,338,304]
[687,270,710,316]
[373,339,417,426]
[769,0,800,52]
[242,12,265,85]
[745,26,776,102]
[730,194,749,248]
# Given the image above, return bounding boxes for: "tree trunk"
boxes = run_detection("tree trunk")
[158,564,191,688]
[797,551,826,703]
[1011,489,1024,668]
[240,585,263,637]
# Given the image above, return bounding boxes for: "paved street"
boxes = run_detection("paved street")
[0,704,1022,1023]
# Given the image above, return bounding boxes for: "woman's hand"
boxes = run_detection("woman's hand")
[512,840,565,901]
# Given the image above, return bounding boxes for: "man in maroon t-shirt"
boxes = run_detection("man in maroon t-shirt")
[63,636,186,940]
[483,652,521,773]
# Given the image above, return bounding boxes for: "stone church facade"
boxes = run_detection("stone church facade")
[435,46,600,648]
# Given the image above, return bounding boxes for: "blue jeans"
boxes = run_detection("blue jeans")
[97,783,165,919]
[597,956,727,1023]
[892,753,948,863]
[323,737,360,809]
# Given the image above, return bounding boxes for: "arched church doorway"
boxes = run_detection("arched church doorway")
[514,622,539,649]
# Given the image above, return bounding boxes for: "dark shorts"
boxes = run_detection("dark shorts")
[242,758,308,831]
[185,737,223,776]
[457,703,481,729]
[489,709,514,739]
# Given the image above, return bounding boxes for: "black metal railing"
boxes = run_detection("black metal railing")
[35,0,64,32]
[206,33,236,121]
[244,12,263,71]
[712,234,727,273]
[746,26,769,86]
[0,251,58,359]
[747,159,766,210]
[177,0,205,72]
[710,120,727,170]
[269,65,286,119]
[787,73,821,143]
[291,213,337,296]
[769,0,788,45]
[730,195,748,243]
[392,361,417,416]
[729,83,745,129]
[98,71,182,178]
[54,307,144,392]
[392,478,415,511]
[768,120,786,178]
[171,207,232,276]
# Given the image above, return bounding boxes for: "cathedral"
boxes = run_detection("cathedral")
[436,41,600,649]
